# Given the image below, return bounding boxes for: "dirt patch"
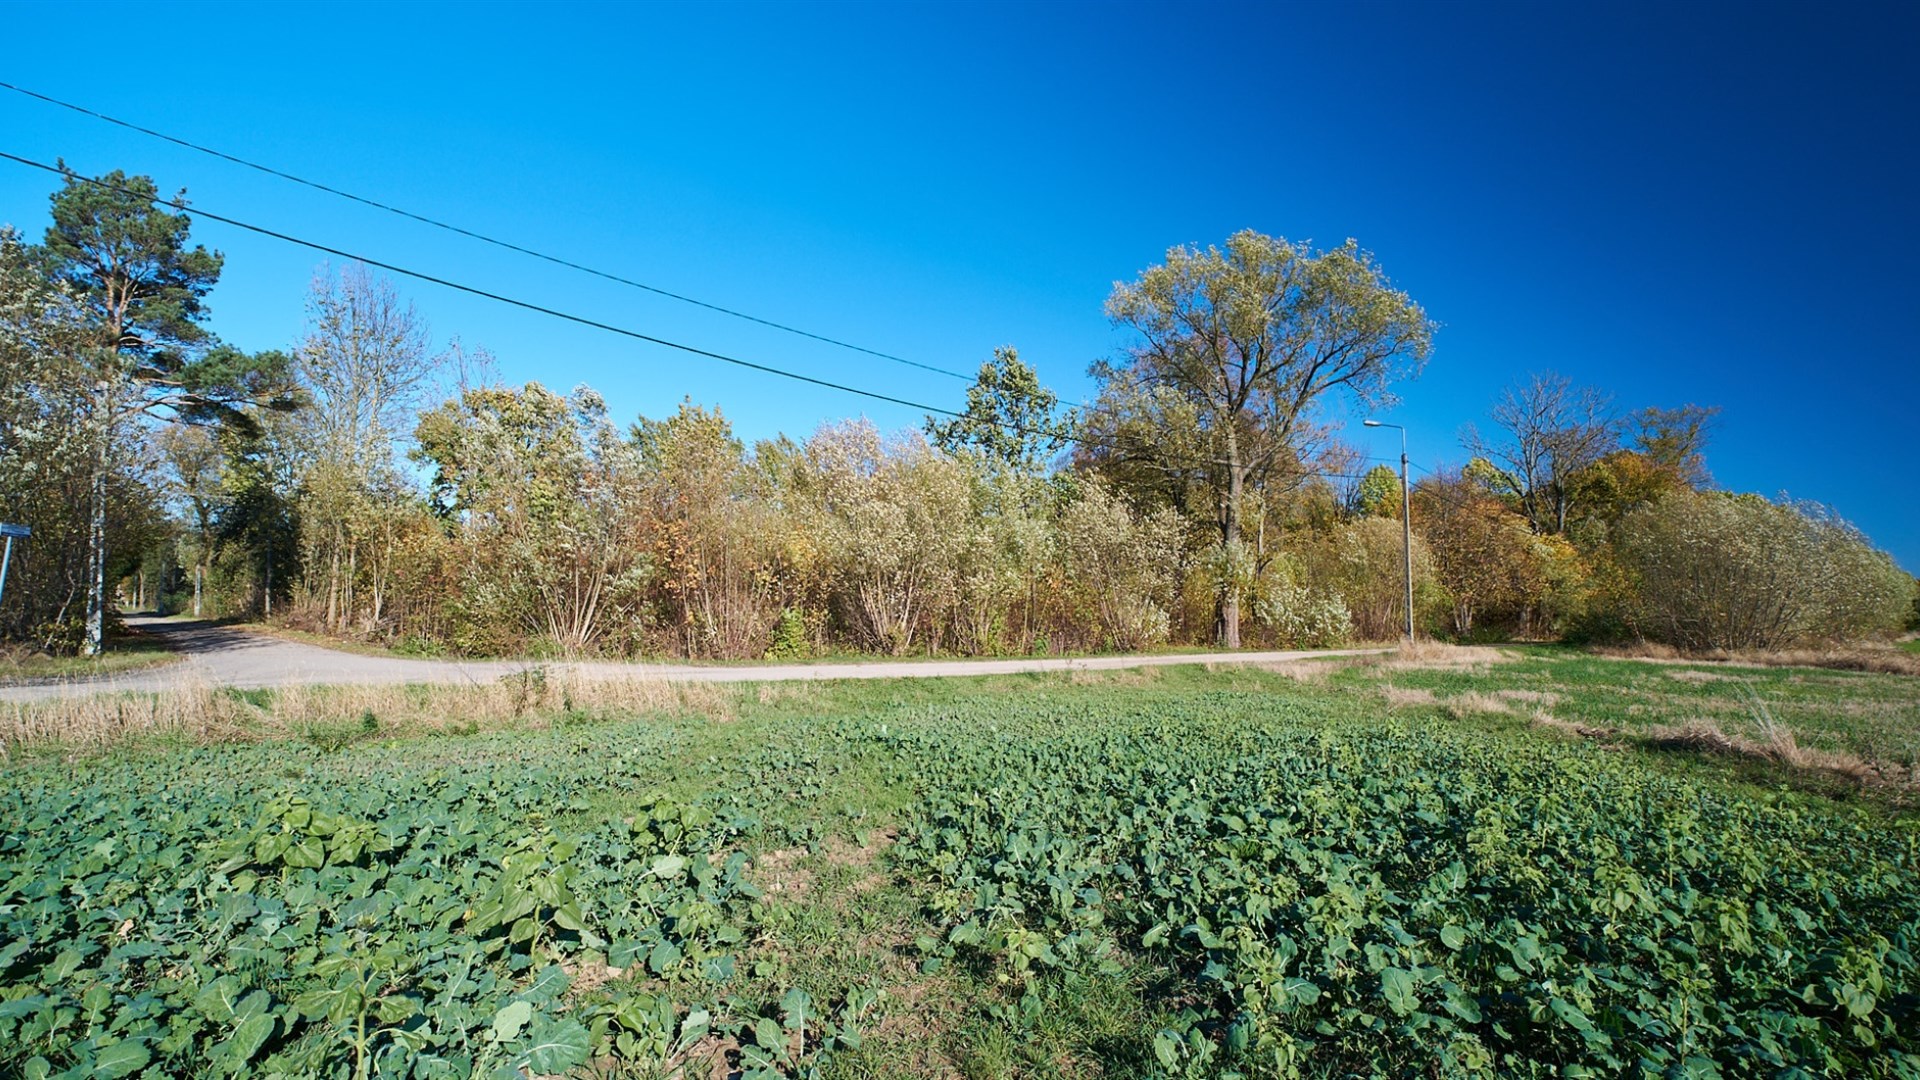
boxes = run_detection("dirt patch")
[825,827,896,867]
[752,845,815,903]
[656,1033,742,1080]
[559,956,626,1001]
[1529,711,1617,740]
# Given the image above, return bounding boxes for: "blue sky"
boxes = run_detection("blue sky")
[2,1,1915,569]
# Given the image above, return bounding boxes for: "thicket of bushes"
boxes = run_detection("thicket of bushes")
[4,178,1911,661]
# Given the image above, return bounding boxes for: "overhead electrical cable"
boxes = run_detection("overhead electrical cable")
[0,79,973,381]
[0,150,1395,486]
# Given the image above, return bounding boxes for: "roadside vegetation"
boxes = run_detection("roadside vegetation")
[0,624,178,685]
[3,170,1911,673]
[4,654,1917,1077]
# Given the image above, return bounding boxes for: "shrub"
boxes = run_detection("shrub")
[1613,491,1913,649]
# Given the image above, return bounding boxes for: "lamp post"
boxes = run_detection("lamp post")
[1363,420,1414,643]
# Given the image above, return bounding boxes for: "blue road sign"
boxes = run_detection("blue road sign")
[0,524,28,538]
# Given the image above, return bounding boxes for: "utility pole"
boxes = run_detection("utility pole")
[1365,420,1416,642]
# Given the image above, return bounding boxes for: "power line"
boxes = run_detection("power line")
[0,79,974,382]
[2,149,964,415]
[1,150,1403,488]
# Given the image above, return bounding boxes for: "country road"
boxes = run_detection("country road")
[0,615,1387,702]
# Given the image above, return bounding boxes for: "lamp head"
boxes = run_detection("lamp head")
[1363,419,1383,427]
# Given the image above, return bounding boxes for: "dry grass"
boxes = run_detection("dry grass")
[1441,691,1515,720]
[1665,668,1741,684]
[1593,642,1920,677]
[1380,685,1437,708]
[1258,660,1339,682]
[0,669,740,757]
[1368,640,1513,673]
[1069,665,1164,687]
[1527,710,1615,740]
[1644,717,1887,782]
[1495,688,1560,707]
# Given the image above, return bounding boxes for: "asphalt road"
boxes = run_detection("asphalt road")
[0,615,1385,701]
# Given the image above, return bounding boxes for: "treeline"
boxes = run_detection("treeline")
[1,169,1912,659]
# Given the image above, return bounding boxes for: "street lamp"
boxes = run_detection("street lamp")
[1363,420,1415,643]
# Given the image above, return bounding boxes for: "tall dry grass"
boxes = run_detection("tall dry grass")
[1592,642,1920,677]
[0,668,739,758]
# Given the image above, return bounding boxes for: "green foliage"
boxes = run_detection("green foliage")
[925,346,1073,476]
[884,692,1920,1077]
[1084,230,1435,647]
[0,724,805,1079]
[1352,464,1401,518]
[39,164,221,365]
[1251,555,1352,648]
[5,667,1920,1076]
[1614,491,1913,648]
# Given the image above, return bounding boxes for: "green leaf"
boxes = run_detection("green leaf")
[194,975,246,1021]
[283,836,326,869]
[751,1016,785,1053]
[1550,997,1595,1033]
[650,855,688,879]
[1381,967,1418,1016]
[491,1000,533,1043]
[522,1016,592,1074]
[89,1041,151,1078]
[648,939,682,975]
[219,1013,276,1065]
[1440,925,1467,951]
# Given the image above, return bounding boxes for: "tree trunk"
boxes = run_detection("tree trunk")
[82,389,109,657]
[1216,453,1244,650]
[193,563,204,618]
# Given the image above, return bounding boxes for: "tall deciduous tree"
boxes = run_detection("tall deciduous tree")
[294,264,438,633]
[1082,231,1434,647]
[1463,372,1617,536]
[36,166,291,653]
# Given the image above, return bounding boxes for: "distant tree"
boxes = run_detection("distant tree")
[158,424,224,616]
[1630,404,1717,489]
[633,400,783,658]
[1352,464,1401,518]
[36,166,292,653]
[293,264,438,633]
[1413,469,1549,636]
[926,347,1072,476]
[1081,231,1434,647]
[1464,372,1616,535]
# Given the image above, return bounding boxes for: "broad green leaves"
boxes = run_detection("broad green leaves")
[4,686,1918,1078]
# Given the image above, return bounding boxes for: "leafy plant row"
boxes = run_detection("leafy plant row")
[0,726,856,1079]
[879,694,1920,1077]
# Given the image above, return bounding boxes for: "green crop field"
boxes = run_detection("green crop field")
[3,653,1918,1078]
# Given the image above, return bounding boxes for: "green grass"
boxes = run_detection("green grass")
[1901,637,1920,655]
[3,658,1917,1077]
[1335,644,1920,801]
[0,623,180,684]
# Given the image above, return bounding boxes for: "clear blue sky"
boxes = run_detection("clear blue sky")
[2,1,1915,570]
